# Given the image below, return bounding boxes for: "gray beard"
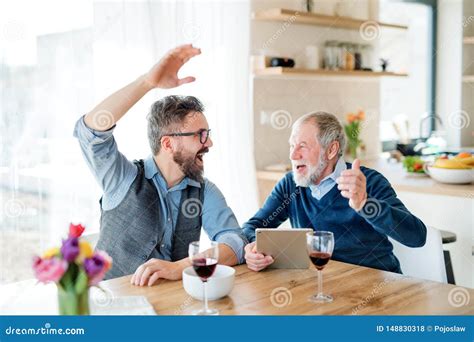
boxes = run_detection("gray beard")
[173,150,204,183]
[309,156,329,185]
[294,155,328,187]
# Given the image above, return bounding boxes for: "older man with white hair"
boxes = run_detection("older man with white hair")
[243,111,427,273]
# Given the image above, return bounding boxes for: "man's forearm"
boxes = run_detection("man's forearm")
[218,244,238,266]
[84,74,153,131]
[363,199,427,247]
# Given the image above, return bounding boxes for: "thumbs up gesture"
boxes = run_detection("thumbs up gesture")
[336,159,368,211]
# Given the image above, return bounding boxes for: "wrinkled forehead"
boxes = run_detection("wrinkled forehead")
[289,120,319,145]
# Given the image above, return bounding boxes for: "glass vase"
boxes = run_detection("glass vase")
[57,285,90,315]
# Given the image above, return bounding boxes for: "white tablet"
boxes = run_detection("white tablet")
[255,228,313,269]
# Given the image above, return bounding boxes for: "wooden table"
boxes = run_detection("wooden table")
[100,261,474,315]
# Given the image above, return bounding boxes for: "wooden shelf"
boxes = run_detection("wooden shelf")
[254,67,408,78]
[463,75,474,83]
[463,36,474,44]
[253,8,408,31]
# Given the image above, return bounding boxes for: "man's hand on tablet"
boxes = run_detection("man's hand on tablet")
[244,242,274,272]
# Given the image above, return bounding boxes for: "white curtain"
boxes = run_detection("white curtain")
[0,0,257,284]
[92,0,258,224]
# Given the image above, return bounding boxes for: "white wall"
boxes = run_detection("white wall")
[436,0,464,147]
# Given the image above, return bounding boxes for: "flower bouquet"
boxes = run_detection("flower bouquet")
[344,110,365,160]
[32,223,112,315]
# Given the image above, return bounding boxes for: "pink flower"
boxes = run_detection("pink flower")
[32,256,68,283]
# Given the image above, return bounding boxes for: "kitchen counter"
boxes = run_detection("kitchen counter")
[257,159,474,199]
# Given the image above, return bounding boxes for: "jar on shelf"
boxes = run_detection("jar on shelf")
[324,41,338,70]
[305,45,321,70]
[337,42,346,69]
[354,44,362,70]
[360,44,374,70]
[344,43,355,70]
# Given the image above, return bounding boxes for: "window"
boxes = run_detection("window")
[1,0,255,285]
[0,1,96,284]
[379,0,436,143]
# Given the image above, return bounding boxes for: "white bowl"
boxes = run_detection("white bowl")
[426,165,474,184]
[182,265,235,301]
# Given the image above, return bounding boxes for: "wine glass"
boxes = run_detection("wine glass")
[306,231,335,303]
[188,241,219,315]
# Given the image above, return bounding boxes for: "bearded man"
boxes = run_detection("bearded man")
[74,45,246,284]
[243,111,426,274]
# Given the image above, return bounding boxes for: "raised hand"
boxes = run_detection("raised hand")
[84,44,202,132]
[145,44,201,89]
[336,159,368,211]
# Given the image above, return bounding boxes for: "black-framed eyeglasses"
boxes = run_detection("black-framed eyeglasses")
[163,129,211,144]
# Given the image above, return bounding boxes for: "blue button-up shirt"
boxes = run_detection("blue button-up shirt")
[309,157,347,200]
[73,116,247,263]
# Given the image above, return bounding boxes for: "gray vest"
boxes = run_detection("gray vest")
[96,159,204,279]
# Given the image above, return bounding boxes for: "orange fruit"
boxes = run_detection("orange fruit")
[456,152,471,158]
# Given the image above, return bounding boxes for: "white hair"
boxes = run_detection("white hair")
[292,111,346,157]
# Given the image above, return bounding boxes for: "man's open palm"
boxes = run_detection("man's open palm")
[146,44,201,89]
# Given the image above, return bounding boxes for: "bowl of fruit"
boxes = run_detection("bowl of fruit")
[424,152,474,184]
[402,156,427,177]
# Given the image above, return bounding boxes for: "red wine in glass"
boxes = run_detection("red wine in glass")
[193,258,218,281]
[189,241,219,315]
[309,252,331,270]
[306,231,335,303]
